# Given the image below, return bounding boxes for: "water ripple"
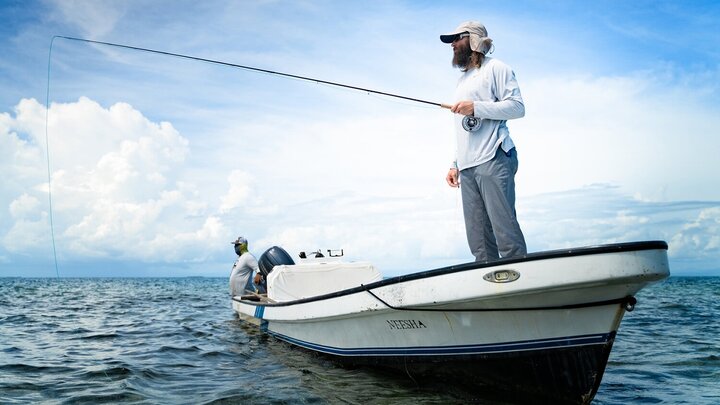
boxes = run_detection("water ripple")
[0,276,718,404]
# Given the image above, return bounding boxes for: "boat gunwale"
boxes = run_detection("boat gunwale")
[233,240,668,308]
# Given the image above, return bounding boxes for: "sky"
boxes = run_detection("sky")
[1,0,718,277]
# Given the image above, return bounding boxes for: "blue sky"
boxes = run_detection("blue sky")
[1,0,718,277]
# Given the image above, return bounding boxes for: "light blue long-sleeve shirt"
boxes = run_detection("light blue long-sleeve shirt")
[453,57,525,171]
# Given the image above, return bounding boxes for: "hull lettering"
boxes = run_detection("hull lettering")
[386,319,427,330]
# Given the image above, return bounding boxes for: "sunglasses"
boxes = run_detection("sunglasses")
[453,32,470,42]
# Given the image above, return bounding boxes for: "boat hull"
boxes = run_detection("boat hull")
[314,334,616,404]
[232,241,669,404]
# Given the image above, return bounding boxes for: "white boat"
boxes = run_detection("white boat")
[232,241,669,404]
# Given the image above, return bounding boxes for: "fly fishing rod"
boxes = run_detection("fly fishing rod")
[53,35,453,110]
[43,36,456,277]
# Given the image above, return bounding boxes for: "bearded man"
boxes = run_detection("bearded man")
[441,21,527,262]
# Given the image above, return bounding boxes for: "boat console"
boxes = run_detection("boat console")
[254,246,383,302]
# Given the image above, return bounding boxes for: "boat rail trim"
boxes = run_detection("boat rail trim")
[233,240,667,308]
[267,331,616,357]
[363,290,637,313]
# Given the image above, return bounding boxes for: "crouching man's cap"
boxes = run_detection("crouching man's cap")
[231,236,248,246]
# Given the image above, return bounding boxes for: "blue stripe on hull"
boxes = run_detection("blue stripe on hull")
[266,330,614,357]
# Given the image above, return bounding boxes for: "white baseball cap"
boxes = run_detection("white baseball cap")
[440,21,493,55]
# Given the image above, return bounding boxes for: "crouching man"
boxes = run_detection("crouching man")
[229,236,264,297]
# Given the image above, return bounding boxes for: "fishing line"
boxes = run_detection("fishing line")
[45,36,60,278]
[43,35,454,277]
[53,35,453,110]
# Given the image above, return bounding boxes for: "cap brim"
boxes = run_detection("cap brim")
[440,34,458,43]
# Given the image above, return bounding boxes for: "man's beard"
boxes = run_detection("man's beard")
[452,43,472,68]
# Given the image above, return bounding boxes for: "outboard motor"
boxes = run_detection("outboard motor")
[258,246,295,277]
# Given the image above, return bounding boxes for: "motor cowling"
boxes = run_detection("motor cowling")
[258,246,295,277]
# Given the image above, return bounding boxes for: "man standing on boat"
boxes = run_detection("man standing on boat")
[229,236,264,296]
[441,21,527,262]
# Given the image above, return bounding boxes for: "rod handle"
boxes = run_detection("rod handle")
[440,103,453,110]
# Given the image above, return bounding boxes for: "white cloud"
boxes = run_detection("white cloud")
[2,212,50,254]
[219,170,253,214]
[514,69,720,201]
[0,98,225,263]
[252,192,468,275]
[48,0,128,38]
[136,215,227,262]
[520,185,719,273]
[2,1,719,276]
[9,194,40,219]
[2,94,717,276]
[669,207,720,259]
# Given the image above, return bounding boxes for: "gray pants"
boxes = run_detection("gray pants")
[460,147,527,261]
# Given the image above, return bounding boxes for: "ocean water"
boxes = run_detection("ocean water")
[0,276,718,404]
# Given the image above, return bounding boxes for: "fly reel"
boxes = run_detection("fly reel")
[462,115,480,132]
